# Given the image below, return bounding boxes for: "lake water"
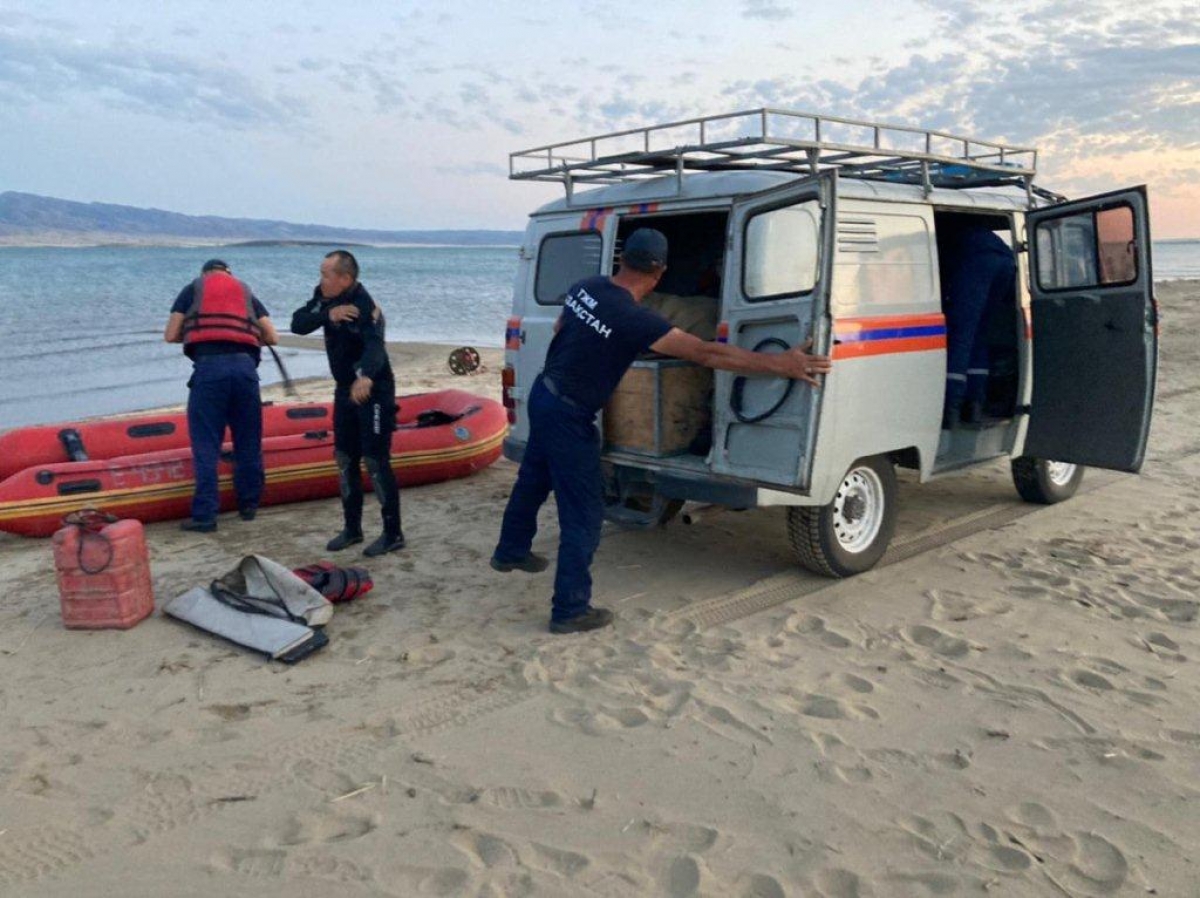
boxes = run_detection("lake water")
[0,244,519,429]
[0,240,1197,430]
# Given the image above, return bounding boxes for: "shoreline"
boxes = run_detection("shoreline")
[0,340,503,432]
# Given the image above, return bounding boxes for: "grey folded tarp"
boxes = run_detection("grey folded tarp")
[214,554,333,627]
[163,555,333,662]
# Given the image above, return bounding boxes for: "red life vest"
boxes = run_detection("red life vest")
[182,273,260,352]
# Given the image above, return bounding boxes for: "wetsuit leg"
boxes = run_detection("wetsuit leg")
[359,390,400,537]
[226,354,264,513]
[494,380,554,564]
[333,393,364,535]
[187,356,231,523]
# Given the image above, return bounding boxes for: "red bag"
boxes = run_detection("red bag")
[292,561,373,604]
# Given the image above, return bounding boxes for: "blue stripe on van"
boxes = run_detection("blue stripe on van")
[836,324,947,343]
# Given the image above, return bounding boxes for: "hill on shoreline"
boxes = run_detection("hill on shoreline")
[0,191,523,247]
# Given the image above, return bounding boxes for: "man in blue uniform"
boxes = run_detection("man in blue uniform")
[491,229,832,634]
[941,224,1017,428]
[290,250,404,557]
[164,259,278,532]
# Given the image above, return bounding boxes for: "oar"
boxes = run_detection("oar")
[266,344,300,398]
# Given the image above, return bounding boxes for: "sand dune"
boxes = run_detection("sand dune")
[0,284,1196,896]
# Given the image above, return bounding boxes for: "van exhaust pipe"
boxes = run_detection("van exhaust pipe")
[681,503,725,526]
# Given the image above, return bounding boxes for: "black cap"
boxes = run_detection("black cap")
[621,228,668,272]
[201,259,230,274]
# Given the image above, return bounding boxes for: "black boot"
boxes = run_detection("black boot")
[549,607,614,635]
[364,531,405,557]
[326,529,364,551]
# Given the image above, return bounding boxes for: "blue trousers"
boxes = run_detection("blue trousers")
[187,353,264,522]
[494,378,604,623]
[944,250,1015,414]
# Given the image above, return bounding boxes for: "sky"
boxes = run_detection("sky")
[1,0,1197,237]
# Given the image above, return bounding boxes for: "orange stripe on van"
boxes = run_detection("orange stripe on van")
[833,313,946,336]
[833,336,947,359]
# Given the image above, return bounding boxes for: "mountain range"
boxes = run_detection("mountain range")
[0,191,523,246]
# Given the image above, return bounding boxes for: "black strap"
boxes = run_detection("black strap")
[209,577,307,625]
[731,337,796,424]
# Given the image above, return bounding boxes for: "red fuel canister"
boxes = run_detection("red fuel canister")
[52,510,154,629]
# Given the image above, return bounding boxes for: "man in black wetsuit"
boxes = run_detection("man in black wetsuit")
[290,250,404,557]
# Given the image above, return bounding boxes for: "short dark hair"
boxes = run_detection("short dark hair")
[324,250,359,280]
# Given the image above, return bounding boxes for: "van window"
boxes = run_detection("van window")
[535,231,604,305]
[743,200,821,301]
[1035,204,1138,290]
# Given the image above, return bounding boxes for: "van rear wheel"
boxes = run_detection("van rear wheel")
[787,455,897,578]
[1011,457,1083,504]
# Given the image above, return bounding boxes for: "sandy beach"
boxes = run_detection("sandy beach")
[1,284,1197,897]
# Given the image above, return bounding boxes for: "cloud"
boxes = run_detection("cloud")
[742,0,795,20]
[0,32,301,129]
[434,161,508,177]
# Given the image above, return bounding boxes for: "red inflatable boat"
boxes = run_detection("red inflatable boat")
[0,390,506,537]
[0,401,335,482]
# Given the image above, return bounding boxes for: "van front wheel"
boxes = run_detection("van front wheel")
[787,455,897,578]
[1011,457,1084,504]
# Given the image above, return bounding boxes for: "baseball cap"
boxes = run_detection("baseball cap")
[201,259,230,273]
[621,229,668,272]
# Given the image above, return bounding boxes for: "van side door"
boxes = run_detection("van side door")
[711,171,835,488]
[1023,186,1157,471]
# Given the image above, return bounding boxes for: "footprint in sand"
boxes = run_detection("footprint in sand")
[1162,729,1200,745]
[216,847,287,878]
[529,842,590,878]
[789,615,854,649]
[389,865,471,896]
[1068,669,1115,691]
[801,695,848,720]
[1064,831,1129,892]
[276,809,377,846]
[451,829,519,869]
[1143,632,1187,661]
[927,588,1012,622]
[905,625,971,658]
[661,855,703,897]
[812,867,869,898]
[476,786,565,810]
[739,872,787,898]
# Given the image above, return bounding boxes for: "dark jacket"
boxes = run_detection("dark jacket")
[290,282,393,390]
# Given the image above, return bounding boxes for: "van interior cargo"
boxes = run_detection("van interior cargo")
[608,213,730,459]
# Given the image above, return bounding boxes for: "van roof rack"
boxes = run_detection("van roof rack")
[510,108,1041,204]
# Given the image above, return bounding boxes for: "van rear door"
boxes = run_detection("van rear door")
[512,221,608,441]
[711,171,835,488]
[1023,186,1157,471]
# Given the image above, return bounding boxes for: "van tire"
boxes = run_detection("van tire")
[787,455,897,578]
[1011,457,1084,504]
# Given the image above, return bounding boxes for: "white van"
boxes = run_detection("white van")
[500,109,1157,576]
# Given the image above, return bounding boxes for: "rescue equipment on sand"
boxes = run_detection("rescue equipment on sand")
[52,509,155,629]
[0,390,506,537]
[292,561,374,604]
[0,401,336,482]
[164,554,331,662]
